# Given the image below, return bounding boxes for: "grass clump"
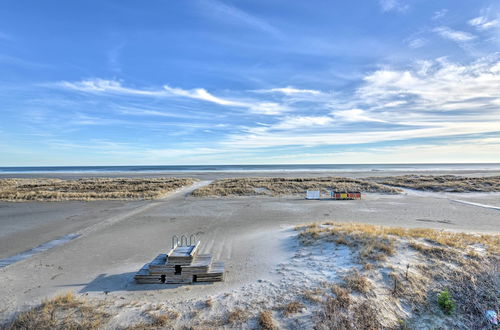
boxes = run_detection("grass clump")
[437,289,456,315]
[343,270,372,294]
[226,307,248,325]
[5,292,110,329]
[316,296,381,330]
[258,310,277,330]
[282,301,305,316]
[192,176,400,197]
[0,177,198,201]
[368,175,500,192]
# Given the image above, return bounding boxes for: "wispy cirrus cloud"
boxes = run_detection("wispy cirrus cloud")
[197,0,280,37]
[58,79,288,115]
[407,37,428,49]
[468,16,499,30]
[379,0,408,13]
[433,26,476,42]
[256,86,321,95]
[432,9,448,20]
[270,116,333,130]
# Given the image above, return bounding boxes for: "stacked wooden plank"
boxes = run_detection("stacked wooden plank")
[134,241,225,284]
[195,261,225,282]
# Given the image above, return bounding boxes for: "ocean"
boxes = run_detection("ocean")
[1,163,499,174]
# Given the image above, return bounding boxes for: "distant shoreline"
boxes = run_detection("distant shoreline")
[1,163,500,175]
[2,169,500,181]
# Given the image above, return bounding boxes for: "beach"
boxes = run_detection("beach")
[1,169,499,328]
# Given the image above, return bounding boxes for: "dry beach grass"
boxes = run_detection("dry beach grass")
[192,176,401,197]
[0,177,198,201]
[4,292,110,330]
[297,222,500,329]
[369,174,500,192]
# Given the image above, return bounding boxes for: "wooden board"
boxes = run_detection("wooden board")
[167,241,200,264]
[135,243,224,284]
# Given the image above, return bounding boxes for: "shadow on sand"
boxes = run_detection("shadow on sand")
[58,272,211,293]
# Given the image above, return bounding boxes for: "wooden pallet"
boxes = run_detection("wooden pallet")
[166,241,200,265]
[134,243,225,284]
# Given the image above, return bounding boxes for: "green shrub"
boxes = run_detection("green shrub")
[437,289,456,315]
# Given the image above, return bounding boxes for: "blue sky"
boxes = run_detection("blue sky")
[1,0,500,165]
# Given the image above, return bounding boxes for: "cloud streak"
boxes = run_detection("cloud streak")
[198,0,280,37]
[433,26,476,42]
[58,79,289,115]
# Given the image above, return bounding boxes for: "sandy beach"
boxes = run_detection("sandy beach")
[1,171,499,328]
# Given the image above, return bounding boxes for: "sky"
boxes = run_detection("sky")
[1,0,500,166]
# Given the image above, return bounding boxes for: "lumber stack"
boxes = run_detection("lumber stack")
[134,241,225,284]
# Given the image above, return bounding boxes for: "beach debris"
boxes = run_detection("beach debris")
[485,310,498,325]
[305,190,362,200]
[134,235,225,284]
[306,190,320,199]
[331,191,361,200]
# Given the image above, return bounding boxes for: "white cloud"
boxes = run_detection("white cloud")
[379,0,408,12]
[357,56,500,110]
[224,121,500,149]
[433,26,476,42]
[468,16,499,30]
[272,116,333,130]
[163,85,242,106]
[432,9,448,20]
[58,79,288,115]
[333,109,386,123]
[59,79,162,96]
[223,56,500,150]
[408,38,427,49]
[258,87,321,95]
[199,0,280,37]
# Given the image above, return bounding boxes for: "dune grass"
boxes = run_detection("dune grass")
[4,292,110,330]
[297,222,500,255]
[368,175,500,192]
[192,176,401,197]
[0,177,198,201]
[296,221,500,329]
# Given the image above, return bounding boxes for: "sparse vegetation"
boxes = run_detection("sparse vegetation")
[437,289,456,315]
[192,176,401,197]
[297,222,500,255]
[226,307,248,324]
[316,295,382,330]
[301,287,324,303]
[5,292,110,329]
[343,270,372,293]
[258,310,277,330]
[0,177,198,201]
[282,301,305,316]
[368,175,500,192]
[296,221,500,328]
